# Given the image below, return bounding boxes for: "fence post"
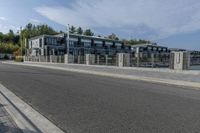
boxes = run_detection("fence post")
[64,54,74,64]
[117,53,124,67]
[105,55,108,65]
[151,53,154,68]
[78,55,81,64]
[39,55,41,62]
[64,54,68,64]
[50,55,52,63]
[59,56,61,63]
[97,55,100,65]
[23,56,26,62]
[170,51,190,70]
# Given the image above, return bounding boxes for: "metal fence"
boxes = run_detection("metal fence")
[24,53,171,68]
[130,53,170,68]
[24,56,65,63]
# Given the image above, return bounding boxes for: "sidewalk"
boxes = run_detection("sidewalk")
[0,103,22,133]
[0,83,65,133]
[3,61,200,89]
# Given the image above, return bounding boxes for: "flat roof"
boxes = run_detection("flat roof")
[28,33,123,43]
[131,43,168,48]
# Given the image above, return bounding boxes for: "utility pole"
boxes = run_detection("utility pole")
[25,38,27,56]
[67,24,70,55]
[20,26,23,56]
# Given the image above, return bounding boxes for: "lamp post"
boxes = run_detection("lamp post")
[20,26,23,56]
[25,38,27,56]
[67,24,70,55]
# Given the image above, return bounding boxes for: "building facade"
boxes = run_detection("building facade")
[28,33,131,56]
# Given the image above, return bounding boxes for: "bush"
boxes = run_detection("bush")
[15,56,23,62]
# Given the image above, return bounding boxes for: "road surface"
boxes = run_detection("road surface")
[0,62,200,133]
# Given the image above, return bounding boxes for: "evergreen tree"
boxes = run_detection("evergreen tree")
[69,26,76,34]
[76,27,83,35]
[83,29,94,36]
[107,33,119,40]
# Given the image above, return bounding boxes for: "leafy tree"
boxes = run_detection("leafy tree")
[0,43,19,54]
[107,33,119,40]
[20,23,58,48]
[0,32,3,42]
[76,27,83,35]
[83,29,94,36]
[69,26,76,34]
[122,39,151,46]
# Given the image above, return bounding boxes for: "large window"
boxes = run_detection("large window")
[69,40,78,47]
[39,39,42,48]
[84,42,91,48]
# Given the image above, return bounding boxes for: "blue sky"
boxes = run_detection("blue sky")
[0,0,200,50]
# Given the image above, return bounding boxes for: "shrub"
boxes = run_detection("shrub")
[15,56,23,62]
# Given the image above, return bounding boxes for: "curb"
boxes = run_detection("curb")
[0,83,65,133]
[3,61,200,89]
[23,61,200,75]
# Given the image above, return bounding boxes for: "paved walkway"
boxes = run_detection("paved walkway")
[3,61,200,89]
[0,103,22,133]
[26,62,200,82]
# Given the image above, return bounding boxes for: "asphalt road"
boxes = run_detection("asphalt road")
[0,62,200,133]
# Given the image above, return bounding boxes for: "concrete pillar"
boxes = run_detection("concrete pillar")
[86,54,95,65]
[59,56,62,63]
[97,55,100,65]
[78,55,81,64]
[86,54,90,65]
[90,54,95,65]
[50,55,53,63]
[105,55,108,65]
[124,53,130,67]
[64,54,69,64]
[23,56,26,62]
[39,55,41,62]
[151,53,155,68]
[117,53,130,67]
[64,54,74,64]
[117,53,124,67]
[170,51,190,70]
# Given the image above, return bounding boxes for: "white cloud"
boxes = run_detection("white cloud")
[35,0,200,39]
[0,17,7,21]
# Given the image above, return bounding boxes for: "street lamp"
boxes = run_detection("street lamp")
[67,24,70,55]
[20,26,23,56]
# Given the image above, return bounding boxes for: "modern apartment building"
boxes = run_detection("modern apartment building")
[28,33,131,56]
[131,43,170,60]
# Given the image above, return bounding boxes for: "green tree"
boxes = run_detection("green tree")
[0,32,3,42]
[83,29,94,36]
[122,39,151,46]
[76,27,83,35]
[108,33,119,40]
[69,26,76,34]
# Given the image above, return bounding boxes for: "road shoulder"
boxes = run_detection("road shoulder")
[3,61,200,89]
[0,83,65,133]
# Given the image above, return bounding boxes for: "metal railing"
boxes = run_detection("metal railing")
[24,52,200,69]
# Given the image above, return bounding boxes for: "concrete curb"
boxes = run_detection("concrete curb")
[0,83,65,133]
[23,61,200,75]
[3,61,200,89]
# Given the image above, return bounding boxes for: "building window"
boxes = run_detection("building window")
[39,39,42,47]
[84,42,91,48]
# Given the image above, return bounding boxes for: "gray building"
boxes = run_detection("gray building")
[131,43,169,54]
[169,48,200,65]
[28,33,131,56]
[130,43,170,67]
[28,34,65,56]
